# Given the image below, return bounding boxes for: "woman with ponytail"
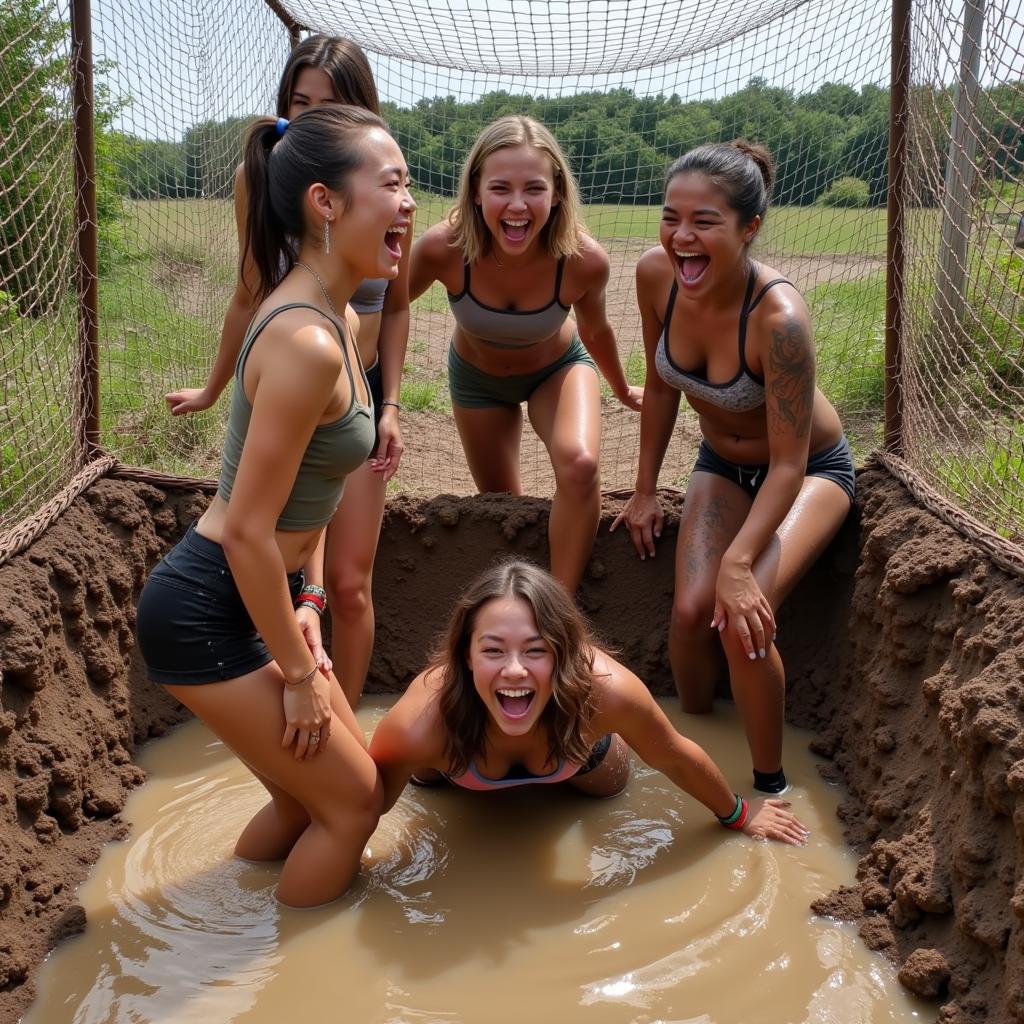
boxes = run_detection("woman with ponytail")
[612,141,854,796]
[137,106,416,907]
[166,36,406,707]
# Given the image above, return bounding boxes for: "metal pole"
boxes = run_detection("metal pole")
[71,0,100,461]
[885,0,911,455]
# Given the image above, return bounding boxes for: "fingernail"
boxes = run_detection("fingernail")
[748,652,756,660]
[758,648,766,658]
[718,622,725,632]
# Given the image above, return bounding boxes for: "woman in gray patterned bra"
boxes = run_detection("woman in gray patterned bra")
[165,37,410,706]
[410,116,642,594]
[612,141,855,795]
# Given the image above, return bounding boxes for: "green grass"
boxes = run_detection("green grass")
[809,272,887,413]
[400,372,449,412]
[936,418,1024,542]
[410,196,893,257]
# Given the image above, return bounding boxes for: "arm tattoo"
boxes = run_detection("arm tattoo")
[766,316,815,439]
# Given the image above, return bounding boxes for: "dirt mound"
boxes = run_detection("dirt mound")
[0,468,1022,1023]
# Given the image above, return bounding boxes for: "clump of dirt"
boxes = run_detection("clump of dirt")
[0,467,1022,1023]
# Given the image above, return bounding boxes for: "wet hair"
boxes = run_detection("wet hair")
[276,35,380,117]
[431,559,599,776]
[242,105,387,301]
[448,115,586,264]
[665,139,775,229]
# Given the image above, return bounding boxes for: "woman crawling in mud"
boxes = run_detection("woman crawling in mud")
[369,559,807,844]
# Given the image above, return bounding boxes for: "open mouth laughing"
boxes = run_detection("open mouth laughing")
[500,218,530,243]
[674,249,710,285]
[495,686,535,719]
[384,224,408,259]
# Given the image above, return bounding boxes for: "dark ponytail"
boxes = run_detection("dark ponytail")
[665,139,775,228]
[242,105,387,301]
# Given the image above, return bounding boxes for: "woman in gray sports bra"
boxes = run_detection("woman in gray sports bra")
[410,116,641,594]
[164,36,410,707]
[612,141,854,795]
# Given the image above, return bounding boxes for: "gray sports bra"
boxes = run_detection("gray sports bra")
[349,277,388,314]
[655,266,791,414]
[447,259,570,349]
[218,303,375,531]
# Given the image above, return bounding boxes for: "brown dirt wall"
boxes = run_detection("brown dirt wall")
[0,468,1021,1022]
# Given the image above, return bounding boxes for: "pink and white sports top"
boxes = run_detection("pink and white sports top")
[443,758,582,791]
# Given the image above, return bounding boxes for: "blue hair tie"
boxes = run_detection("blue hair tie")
[275,117,289,137]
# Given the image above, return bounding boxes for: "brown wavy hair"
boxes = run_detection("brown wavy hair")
[431,560,600,776]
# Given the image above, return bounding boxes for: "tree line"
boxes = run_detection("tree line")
[113,77,1023,208]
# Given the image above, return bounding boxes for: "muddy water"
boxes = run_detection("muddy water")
[27,699,926,1024]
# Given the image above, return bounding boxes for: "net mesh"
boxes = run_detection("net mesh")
[900,0,1024,543]
[0,0,80,531]
[1,0,1022,561]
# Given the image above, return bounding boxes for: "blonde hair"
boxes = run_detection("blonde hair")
[431,559,599,776]
[448,116,586,265]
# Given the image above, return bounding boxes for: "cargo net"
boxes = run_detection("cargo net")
[0,0,80,536]
[78,0,893,502]
[899,0,1024,546]
[3,0,1020,563]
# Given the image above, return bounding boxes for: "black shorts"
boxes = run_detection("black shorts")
[365,357,384,457]
[136,522,303,685]
[692,435,856,503]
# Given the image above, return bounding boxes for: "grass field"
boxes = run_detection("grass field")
[3,195,1020,528]
[411,195,891,255]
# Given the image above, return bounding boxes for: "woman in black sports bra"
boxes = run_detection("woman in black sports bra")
[612,141,854,795]
[410,116,642,594]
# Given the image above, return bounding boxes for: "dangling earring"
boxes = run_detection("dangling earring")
[324,218,332,255]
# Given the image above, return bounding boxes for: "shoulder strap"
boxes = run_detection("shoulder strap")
[553,256,567,304]
[747,277,793,316]
[236,302,343,379]
[662,279,679,338]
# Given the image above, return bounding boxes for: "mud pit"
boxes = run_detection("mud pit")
[1,468,1022,1023]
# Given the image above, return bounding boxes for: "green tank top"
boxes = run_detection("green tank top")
[217,303,375,530]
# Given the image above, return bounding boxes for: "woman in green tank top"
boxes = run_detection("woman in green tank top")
[137,106,416,908]
[165,37,409,708]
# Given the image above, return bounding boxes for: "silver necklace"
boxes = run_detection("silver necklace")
[295,260,344,323]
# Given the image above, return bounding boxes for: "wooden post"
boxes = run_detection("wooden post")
[885,0,911,454]
[71,0,100,460]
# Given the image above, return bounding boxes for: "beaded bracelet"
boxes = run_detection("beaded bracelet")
[380,399,402,411]
[717,794,749,830]
[295,584,327,615]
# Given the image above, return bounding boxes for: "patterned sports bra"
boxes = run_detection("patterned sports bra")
[448,258,571,349]
[655,265,792,414]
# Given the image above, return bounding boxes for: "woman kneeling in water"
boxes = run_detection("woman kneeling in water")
[369,560,807,844]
